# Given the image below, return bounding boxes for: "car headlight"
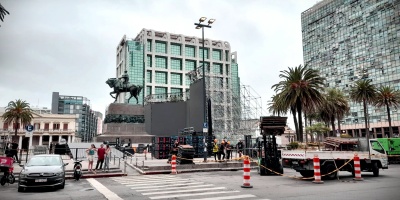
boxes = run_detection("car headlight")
[55,172,64,177]
[19,172,27,179]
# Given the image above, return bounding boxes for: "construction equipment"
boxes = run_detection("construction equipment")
[257,116,287,175]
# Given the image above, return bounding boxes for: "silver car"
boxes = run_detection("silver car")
[18,154,68,192]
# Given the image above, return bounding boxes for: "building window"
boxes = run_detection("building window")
[147,39,152,52]
[3,123,8,130]
[53,123,60,130]
[199,47,209,59]
[146,86,152,96]
[212,49,222,61]
[63,123,68,130]
[146,70,152,83]
[185,75,191,86]
[147,55,152,68]
[155,56,167,69]
[185,45,195,57]
[225,50,229,61]
[34,123,40,130]
[44,123,49,130]
[171,58,182,70]
[155,87,167,95]
[155,71,167,84]
[155,41,167,54]
[213,63,223,74]
[171,73,182,85]
[185,60,196,71]
[170,43,181,56]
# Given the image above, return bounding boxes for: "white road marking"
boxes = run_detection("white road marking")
[142,186,226,195]
[136,184,214,192]
[118,179,184,184]
[87,178,123,200]
[122,180,191,187]
[131,182,204,190]
[149,190,240,199]
[189,194,258,200]
[112,176,180,181]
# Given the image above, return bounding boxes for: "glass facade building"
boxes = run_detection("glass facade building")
[51,92,99,142]
[115,29,241,133]
[301,0,400,137]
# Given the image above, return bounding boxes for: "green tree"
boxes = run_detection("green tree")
[321,88,350,137]
[374,86,400,138]
[1,99,34,136]
[271,64,325,142]
[306,122,330,150]
[350,79,377,139]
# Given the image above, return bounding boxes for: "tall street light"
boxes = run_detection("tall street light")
[195,17,215,162]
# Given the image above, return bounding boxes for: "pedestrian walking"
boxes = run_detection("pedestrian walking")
[95,144,106,171]
[219,140,226,161]
[226,141,232,160]
[237,140,244,158]
[212,139,219,161]
[11,140,19,162]
[103,144,111,172]
[86,144,97,174]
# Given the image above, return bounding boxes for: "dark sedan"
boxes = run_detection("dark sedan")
[18,154,68,192]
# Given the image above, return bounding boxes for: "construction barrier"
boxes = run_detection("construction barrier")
[353,153,363,181]
[171,155,177,175]
[312,154,324,184]
[241,156,253,188]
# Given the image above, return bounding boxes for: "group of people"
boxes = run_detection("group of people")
[4,140,19,162]
[212,139,244,161]
[86,144,111,174]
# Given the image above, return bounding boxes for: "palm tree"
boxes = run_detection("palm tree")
[306,122,330,150]
[268,94,299,140]
[350,79,377,139]
[0,3,10,25]
[374,86,400,138]
[272,64,325,142]
[1,99,34,137]
[322,88,350,137]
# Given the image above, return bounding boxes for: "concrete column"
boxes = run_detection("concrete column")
[72,136,76,143]
[39,135,43,146]
[68,135,71,144]
[29,134,33,150]
[18,136,22,149]
[59,135,62,142]
[49,135,53,147]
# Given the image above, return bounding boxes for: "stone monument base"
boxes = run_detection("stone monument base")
[97,103,153,144]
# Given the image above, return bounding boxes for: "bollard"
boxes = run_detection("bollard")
[124,159,127,174]
[241,156,253,188]
[136,157,138,166]
[353,153,363,181]
[312,154,324,184]
[171,155,177,175]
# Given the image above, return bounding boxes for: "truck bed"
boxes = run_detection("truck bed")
[281,150,371,160]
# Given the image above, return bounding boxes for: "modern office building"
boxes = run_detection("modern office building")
[301,0,400,137]
[115,28,241,135]
[51,92,100,142]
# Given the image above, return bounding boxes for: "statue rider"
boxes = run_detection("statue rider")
[119,70,129,90]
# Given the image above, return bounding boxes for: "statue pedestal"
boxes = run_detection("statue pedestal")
[96,103,153,144]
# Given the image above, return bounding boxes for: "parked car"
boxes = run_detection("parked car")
[18,154,68,192]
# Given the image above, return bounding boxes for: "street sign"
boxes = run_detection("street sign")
[25,131,32,137]
[26,125,34,132]
[203,122,208,128]
[203,128,208,133]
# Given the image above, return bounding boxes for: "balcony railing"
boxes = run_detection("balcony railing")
[0,128,76,133]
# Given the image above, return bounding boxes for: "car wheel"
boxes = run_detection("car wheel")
[9,174,15,184]
[0,176,6,186]
[372,162,379,177]
[59,180,65,189]
[323,164,337,180]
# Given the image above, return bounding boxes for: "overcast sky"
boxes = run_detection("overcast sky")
[0,0,318,127]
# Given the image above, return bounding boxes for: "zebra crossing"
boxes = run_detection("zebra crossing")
[110,175,264,200]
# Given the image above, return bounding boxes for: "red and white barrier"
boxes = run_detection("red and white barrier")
[353,153,363,181]
[241,156,253,188]
[171,155,177,175]
[312,154,324,184]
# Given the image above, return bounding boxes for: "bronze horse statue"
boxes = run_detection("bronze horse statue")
[106,78,143,104]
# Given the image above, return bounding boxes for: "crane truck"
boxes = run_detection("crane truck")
[281,137,388,180]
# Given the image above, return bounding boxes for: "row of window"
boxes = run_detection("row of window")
[2,123,69,130]
[147,39,228,61]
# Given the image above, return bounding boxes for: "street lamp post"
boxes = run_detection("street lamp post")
[195,17,215,162]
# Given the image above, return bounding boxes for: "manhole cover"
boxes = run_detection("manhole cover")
[80,188,94,191]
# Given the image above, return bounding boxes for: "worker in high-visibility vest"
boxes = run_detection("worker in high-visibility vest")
[212,139,219,161]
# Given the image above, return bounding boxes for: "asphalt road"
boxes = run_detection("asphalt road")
[1,165,399,200]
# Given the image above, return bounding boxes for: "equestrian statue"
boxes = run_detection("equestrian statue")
[106,70,143,104]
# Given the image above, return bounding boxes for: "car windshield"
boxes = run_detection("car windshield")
[26,156,62,167]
